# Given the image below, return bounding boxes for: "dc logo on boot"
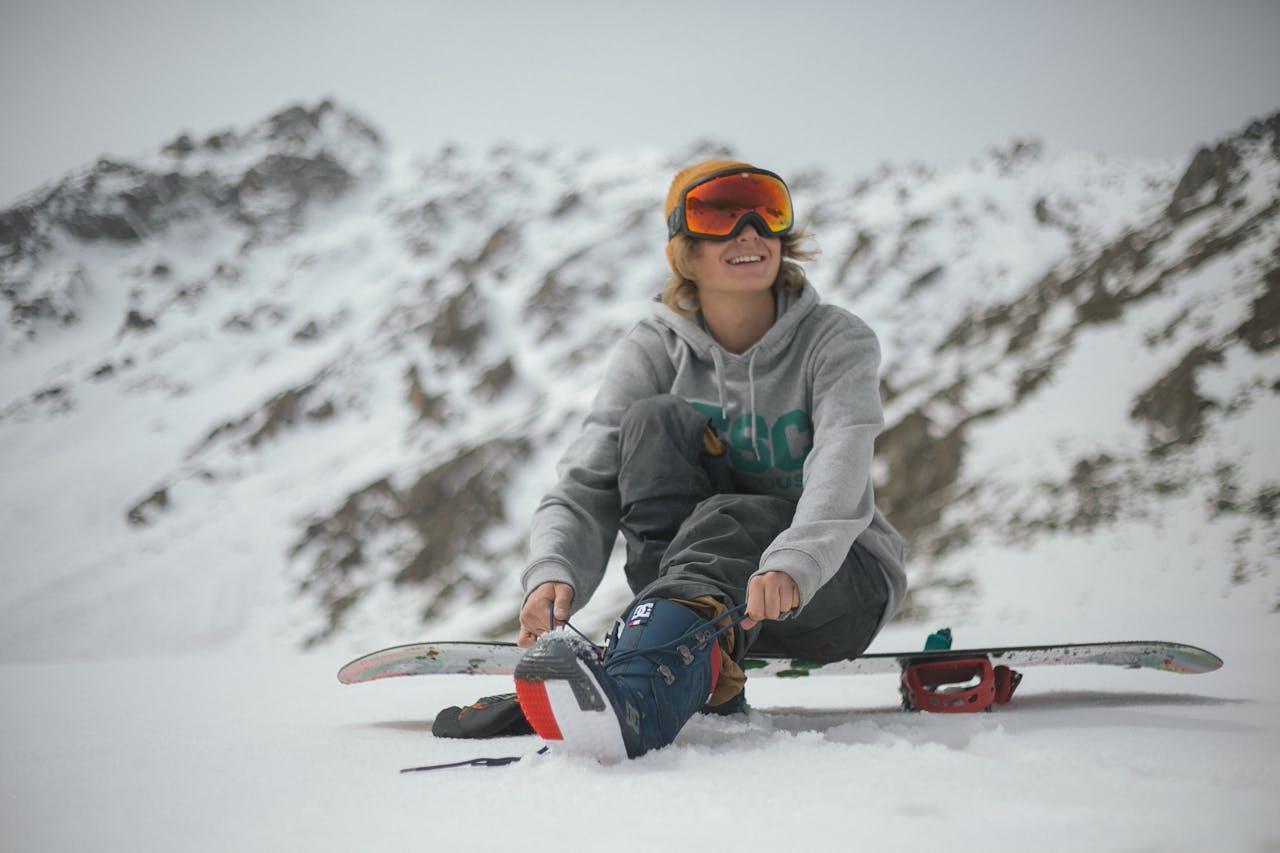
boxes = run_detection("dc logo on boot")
[628,602,655,626]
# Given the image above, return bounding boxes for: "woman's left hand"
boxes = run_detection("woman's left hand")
[740,571,800,630]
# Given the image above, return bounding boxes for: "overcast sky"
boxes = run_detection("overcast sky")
[1,0,1278,205]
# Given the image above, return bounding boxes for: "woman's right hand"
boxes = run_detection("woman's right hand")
[516,582,575,647]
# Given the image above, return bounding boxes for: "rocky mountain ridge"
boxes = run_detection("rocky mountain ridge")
[0,100,1275,659]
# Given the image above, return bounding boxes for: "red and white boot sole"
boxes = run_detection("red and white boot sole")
[514,637,630,763]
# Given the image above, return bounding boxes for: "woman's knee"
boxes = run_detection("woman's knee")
[689,492,795,527]
[673,493,797,554]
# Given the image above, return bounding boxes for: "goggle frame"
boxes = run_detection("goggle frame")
[666,167,795,242]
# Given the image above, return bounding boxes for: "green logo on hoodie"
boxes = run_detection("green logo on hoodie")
[690,402,813,474]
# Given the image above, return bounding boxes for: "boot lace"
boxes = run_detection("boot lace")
[605,603,744,675]
[549,601,745,680]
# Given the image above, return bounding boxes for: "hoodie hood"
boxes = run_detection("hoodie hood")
[650,280,821,456]
[649,280,820,368]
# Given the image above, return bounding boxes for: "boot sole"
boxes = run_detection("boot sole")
[514,637,630,763]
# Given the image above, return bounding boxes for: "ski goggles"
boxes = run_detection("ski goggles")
[666,167,794,241]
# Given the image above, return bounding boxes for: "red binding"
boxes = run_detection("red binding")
[900,657,1021,713]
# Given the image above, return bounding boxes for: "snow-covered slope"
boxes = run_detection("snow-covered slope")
[0,102,1276,662]
[2,100,1277,853]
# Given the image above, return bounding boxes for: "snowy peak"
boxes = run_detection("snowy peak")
[1,100,383,345]
[1167,112,1280,222]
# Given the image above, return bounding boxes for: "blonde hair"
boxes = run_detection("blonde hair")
[660,228,819,316]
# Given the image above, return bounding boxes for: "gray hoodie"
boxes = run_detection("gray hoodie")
[522,279,907,622]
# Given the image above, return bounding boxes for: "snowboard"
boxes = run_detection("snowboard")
[338,638,1222,685]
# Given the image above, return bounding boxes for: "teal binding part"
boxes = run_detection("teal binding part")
[924,628,953,651]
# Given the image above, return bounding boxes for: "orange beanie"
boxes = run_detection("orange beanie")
[664,158,755,274]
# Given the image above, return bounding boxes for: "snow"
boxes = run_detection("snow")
[2,613,1276,852]
[3,105,1279,851]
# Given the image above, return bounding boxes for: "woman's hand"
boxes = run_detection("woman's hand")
[516,582,575,647]
[740,571,800,630]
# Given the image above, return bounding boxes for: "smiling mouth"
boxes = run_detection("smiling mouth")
[726,254,764,266]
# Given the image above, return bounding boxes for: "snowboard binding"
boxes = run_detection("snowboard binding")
[899,628,1023,713]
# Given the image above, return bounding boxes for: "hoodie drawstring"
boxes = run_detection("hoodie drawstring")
[710,347,729,426]
[710,346,765,463]
[747,348,761,459]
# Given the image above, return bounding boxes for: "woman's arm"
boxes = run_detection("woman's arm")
[757,315,884,610]
[522,327,669,614]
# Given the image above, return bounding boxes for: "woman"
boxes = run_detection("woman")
[510,159,907,761]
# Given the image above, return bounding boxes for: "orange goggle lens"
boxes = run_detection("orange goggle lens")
[677,170,793,239]
[680,169,788,236]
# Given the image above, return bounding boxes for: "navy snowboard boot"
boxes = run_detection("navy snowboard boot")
[514,598,722,762]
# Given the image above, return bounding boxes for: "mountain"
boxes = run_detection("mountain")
[1,100,1275,660]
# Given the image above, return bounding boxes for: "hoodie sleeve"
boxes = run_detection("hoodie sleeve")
[757,315,885,610]
[522,326,669,611]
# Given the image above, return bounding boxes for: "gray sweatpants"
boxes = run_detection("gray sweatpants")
[617,394,889,662]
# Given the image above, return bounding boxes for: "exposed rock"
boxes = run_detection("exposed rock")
[1075,280,1124,323]
[551,192,582,218]
[907,265,944,294]
[524,248,592,339]
[88,362,115,381]
[990,138,1042,175]
[476,358,516,399]
[1130,344,1224,453]
[394,437,531,586]
[458,223,520,275]
[1239,111,1280,159]
[525,271,577,340]
[127,487,169,526]
[429,282,487,357]
[195,374,335,453]
[0,205,39,262]
[233,152,354,234]
[7,264,91,330]
[392,198,445,257]
[307,400,336,422]
[204,131,234,151]
[247,385,321,447]
[222,303,287,333]
[68,162,188,241]
[1003,279,1054,355]
[1208,464,1280,524]
[1060,454,1124,532]
[1167,142,1242,222]
[1235,267,1279,352]
[120,309,157,335]
[292,436,532,643]
[1013,361,1058,401]
[1033,196,1053,225]
[405,364,447,424]
[266,100,379,147]
[162,134,196,157]
[874,411,967,549]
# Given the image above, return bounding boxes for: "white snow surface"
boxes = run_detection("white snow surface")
[1,612,1276,852]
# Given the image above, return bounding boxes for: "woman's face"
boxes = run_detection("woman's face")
[687,223,783,301]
